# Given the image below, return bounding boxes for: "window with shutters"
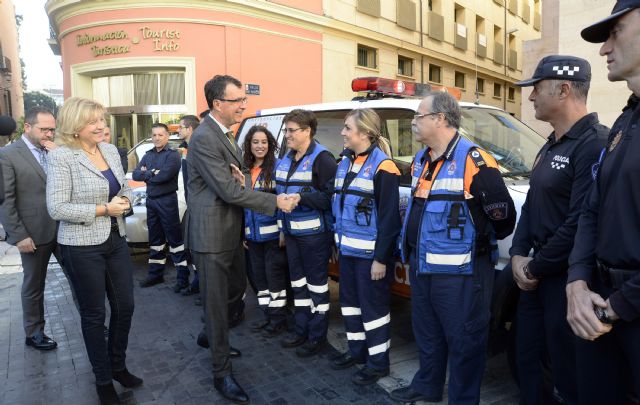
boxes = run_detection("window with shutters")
[357,45,378,69]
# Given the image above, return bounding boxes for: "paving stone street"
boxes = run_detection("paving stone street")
[0,244,520,404]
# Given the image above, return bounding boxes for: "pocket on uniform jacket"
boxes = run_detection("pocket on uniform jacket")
[424,200,448,232]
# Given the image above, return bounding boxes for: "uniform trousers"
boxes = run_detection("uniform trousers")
[409,250,494,405]
[247,239,288,325]
[516,272,577,405]
[285,232,332,342]
[146,193,189,282]
[339,254,392,371]
[575,277,640,405]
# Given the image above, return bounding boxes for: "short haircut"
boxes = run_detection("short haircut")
[204,75,242,109]
[55,97,105,148]
[549,79,590,101]
[180,115,200,130]
[427,91,461,129]
[283,109,317,137]
[152,122,169,132]
[25,106,54,125]
[199,110,209,119]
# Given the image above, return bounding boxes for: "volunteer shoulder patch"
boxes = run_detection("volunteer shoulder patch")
[469,148,486,168]
[484,202,508,220]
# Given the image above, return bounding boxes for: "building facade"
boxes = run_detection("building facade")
[0,0,25,121]
[46,0,541,150]
[521,0,628,134]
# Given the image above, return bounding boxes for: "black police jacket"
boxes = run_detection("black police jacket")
[569,95,640,321]
[510,113,608,278]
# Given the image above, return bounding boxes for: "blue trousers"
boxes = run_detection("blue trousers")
[285,232,332,342]
[575,277,640,405]
[409,251,494,405]
[516,273,577,405]
[146,193,189,282]
[60,231,134,385]
[339,254,392,371]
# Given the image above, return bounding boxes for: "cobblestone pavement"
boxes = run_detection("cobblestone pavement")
[0,250,519,404]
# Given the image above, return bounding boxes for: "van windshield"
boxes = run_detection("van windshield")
[238,106,545,186]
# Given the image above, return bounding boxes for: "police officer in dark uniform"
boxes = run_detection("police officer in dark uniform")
[567,2,640,404]
[390,92,516,404]
[133,122,190,291]
[510,55,608,405]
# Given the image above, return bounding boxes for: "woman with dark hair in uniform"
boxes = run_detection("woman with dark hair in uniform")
[241,126,288,337]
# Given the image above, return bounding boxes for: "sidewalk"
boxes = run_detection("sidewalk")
[0,241,519,404]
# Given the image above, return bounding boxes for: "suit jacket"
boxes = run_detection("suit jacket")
[0,138,57,246]
[186,115,276,253]
[46,143,132,246]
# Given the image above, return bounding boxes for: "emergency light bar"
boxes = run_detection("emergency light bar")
[351,77,461,100]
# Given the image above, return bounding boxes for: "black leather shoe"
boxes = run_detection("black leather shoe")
[139,276,164,288]
[228,312,245,329]
[296,339,326,358]
[281,333,306,348]
[352,366,389,386]
[173,281,188,293]
[389,386,442,403]
[96,382,121,405]
[181,285,199,296]
[229,347,241,358]
[112,368,143,388]
[197,331,209,349]
[262,322,286,338]
[250,318,269,331]
[213,374,249,404]
[25,333,57,351]
[330,352,361,370]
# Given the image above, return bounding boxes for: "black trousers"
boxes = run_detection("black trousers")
[60,231,135,385]
[516,273,577,405]
[575,277,640,405]
[247,239,288,325]
[193,246,246,378]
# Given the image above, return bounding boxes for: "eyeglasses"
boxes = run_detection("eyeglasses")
[179,125,189,129]
[35,126,56,134]
[413,112,440,120]
[217,97,248,104]
[281,127,305,135]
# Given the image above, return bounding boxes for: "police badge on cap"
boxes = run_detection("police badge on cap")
[581,0,640,43]
[515,55,592,87]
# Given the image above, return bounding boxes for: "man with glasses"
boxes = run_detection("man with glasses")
[0,107,61,351]
[390,92,515,404]
[186,75,293,403]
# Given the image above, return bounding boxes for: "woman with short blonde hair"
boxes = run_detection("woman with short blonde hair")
[46,97,142,405]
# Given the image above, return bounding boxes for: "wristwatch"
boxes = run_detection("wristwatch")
[522,263,537,280]
[594,306,614,324]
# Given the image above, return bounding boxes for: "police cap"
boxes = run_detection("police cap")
[581,0,640,43]
[515,55,591,87]
[0,115,17,137]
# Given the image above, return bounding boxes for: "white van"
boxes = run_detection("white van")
[237,77,546,298]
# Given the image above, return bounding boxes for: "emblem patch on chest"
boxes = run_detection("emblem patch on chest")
[447,160,457,175]
[550,155,569,170]
[609,130,623,152]
[302,159,310,170]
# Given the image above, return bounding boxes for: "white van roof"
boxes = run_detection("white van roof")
[256,98,503,116]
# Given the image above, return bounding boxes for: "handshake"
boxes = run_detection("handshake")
[277,193,300,213]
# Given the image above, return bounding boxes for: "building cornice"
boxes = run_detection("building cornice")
[45,0,521,83]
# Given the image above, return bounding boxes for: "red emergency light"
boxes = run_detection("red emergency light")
[351,77,461,100]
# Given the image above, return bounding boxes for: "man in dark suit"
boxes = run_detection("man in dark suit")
[186,75,292,403]
[0,107,60,350]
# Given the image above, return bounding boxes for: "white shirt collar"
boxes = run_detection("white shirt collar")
[209,113,230,135]
[21,134,41,151]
